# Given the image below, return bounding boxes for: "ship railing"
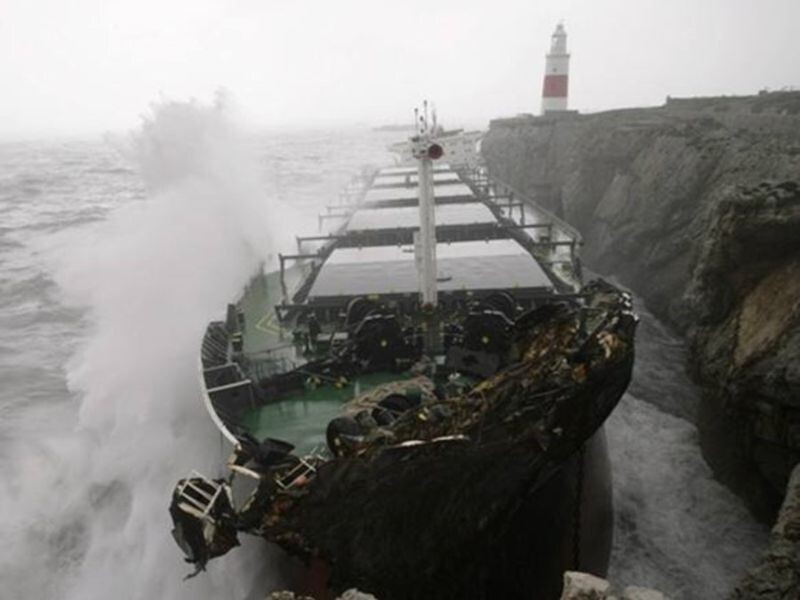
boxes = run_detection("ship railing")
[462,165,583,245]
[279,205,350,303]
[317,211,351,231]
[289,173,370,296]
[205,379,252,395]
[201,321,231,368]
[459,165,583,290]
[295,233,345,251]
[299,222,521,249]
[197,357,242,448]
[199,318,265,452]
[275,457,316,491]
[175,470,226,521]
[274,444,330,491]
[277,251,324,304]
[335,168,376,207]
[244,352,295,381]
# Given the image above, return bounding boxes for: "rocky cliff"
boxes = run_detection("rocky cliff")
[482,92,800,517]
[733,463,800,599]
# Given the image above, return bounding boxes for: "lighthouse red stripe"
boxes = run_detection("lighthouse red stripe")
[542,75,568,98]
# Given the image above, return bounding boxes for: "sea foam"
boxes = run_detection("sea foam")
[28,98,289,600]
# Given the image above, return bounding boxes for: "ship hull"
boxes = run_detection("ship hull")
[170,161,636,600]
[281,428,613,600]
[257,311,633,599]
[484,427,613,600]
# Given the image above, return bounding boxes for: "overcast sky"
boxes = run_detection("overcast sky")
[1,0,798,136]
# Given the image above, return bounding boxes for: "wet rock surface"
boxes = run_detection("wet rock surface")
[560,571,612,599]
[265,590,377,600]
[688,182,800,516]
[482,93,800,518]
[266,593,315,600]
[559,571,669,599]
[732,463,800,599]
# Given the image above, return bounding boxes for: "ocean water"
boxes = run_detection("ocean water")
[605,301,769,597]
[0,101,768,600]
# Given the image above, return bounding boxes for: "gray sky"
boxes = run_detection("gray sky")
[1,0,798,136]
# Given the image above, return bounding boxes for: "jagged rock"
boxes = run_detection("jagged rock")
[483,94,800,516]
[559,571,670,600]
[337,590,378,600]
[773,464,800,542]
[684,182,800,514]
[560,571,612,599]
[732,463,800,599]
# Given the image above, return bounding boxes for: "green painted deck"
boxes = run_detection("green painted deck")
[235,265,419,453]
[237,263,316,355]
[242,398,342,456]
[238,269,287,356]
[241,371,412,454]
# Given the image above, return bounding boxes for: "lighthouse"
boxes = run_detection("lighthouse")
[541,23,570,114]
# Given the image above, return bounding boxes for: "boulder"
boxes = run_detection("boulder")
[559,571,670,600]
[560,571,612,599]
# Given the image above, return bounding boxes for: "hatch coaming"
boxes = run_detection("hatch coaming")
[364,181,475,204]
[307,239,555,303]
[197,163,585,450]
[371,171,462,188]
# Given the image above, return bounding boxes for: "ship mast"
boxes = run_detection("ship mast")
[418,156,436,306]
[412,101,444,354]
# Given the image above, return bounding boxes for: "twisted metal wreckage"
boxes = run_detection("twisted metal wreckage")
[170,279,636,599]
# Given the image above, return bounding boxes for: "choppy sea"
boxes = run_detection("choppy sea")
[0,100,768,600]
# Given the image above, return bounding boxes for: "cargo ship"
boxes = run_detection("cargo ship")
[168,112,637,599]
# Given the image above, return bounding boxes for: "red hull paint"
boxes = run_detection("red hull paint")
[542,74,568,98]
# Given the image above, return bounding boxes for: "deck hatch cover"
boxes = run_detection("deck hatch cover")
[308,239,553,299]
[346,203,496,231]
[376,164,453,176]
[372,172,462,186]
[364,182,474,203]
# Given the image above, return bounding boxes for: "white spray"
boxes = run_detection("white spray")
[2,98,295,600]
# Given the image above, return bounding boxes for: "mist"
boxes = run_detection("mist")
[0,99,292,599]
[1,1,799,598]
[2,0,799,137]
